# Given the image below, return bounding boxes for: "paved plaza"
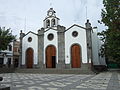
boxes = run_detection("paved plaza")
[0,71,120,90]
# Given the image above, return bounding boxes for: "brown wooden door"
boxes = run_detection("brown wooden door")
[46,46,56,68]
[26,48,33,68]
[71,45,81,68]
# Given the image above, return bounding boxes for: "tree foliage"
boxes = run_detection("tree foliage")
[98,0,120,64]
[0,27,16,51]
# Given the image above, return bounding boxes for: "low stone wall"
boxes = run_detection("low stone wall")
[0,67,15,73]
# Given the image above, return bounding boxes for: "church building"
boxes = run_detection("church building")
[19,8,106,71]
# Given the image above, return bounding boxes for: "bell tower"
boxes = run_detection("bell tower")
[43,8,60,30]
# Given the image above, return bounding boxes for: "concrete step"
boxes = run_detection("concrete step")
[108,68,120,72]
[15,68,94,74]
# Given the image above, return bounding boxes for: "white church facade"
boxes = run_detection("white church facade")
[19,8,106,71]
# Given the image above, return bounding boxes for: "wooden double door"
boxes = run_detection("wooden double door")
[26,48,33,68]
[46,46,56,68]
[71,44,81,68]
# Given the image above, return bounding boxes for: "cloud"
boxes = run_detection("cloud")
[0,0,105,37]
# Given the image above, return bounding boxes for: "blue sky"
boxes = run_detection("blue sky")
[0,0,105,38]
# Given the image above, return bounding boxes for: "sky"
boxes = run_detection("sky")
[0,0,106,38]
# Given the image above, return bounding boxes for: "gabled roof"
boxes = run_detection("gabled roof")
[23,31,38,37]
[65,24,86,32]
[44,27,58,32]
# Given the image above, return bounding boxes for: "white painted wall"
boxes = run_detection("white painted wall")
[22,32,38,65]
[98,38,106,65]
[44,29,58,64]
[65,25,88,64]
[3,57,7,64]
[0,42,13,65]
[92,29,106,66]
[3,57,13,65]
[91,29,100,65]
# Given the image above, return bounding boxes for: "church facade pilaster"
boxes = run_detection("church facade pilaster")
[85,20,92,65]
[38,28,44,68]
[19,30,25,68]
[56,25,66,69]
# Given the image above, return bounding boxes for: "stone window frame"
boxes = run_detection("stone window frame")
[28,37,32,42]
[51,19,56,26]
[72,31,78,37]
[47,33,54,41]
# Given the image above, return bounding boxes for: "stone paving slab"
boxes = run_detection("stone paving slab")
[0,71,120,90]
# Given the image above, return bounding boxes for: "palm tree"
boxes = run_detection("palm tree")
[0,27,16,51]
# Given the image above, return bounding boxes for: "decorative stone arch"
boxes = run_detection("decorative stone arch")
[70,43,82,68]
[46,45,56,68]
[26,47,34,68]
[51,19,56,26]
[46,19,50,28]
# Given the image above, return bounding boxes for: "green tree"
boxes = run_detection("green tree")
[0,27,16,51]
[98,0,120,64]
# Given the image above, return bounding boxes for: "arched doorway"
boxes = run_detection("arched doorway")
[71,44,81,68]
[26,48,33,68]
[46,45,56,68]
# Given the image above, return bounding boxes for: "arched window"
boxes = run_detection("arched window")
[51,19,56,26]
[46,20,50,28]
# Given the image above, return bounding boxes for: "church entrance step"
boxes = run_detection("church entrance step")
[15,68,94,74]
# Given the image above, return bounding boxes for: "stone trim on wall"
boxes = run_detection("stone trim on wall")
[38,28,44,68]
